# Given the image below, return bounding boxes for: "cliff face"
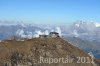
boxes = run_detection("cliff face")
[0,37,98,66]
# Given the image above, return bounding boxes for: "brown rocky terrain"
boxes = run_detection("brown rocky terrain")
[0,37,99,66]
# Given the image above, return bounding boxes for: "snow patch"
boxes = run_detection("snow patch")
[95,23,100,27]
[75,24,80,27]
[72,30,79,37]
[88,52,97,66]
[88,51,95,59]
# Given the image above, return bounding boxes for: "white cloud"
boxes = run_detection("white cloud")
[56,27,62,37]
[44,30,49,35]
[33,30,44,37]
[27,32,33,39]
[16,29,27,38]
[16,27,62,38]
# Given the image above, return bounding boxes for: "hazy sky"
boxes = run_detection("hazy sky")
[0,0,100,24]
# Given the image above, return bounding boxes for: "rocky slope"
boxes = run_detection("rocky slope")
[0,37,99,66]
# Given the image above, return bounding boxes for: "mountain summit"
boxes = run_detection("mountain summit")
[0,37,99,66]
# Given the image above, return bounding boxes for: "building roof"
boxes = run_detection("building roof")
[49,32,59,34]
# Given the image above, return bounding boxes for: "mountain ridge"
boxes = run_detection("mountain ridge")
[0,37,99,66]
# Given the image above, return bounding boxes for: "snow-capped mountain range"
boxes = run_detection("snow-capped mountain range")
[66,21,100,41]
[0,20,100,41]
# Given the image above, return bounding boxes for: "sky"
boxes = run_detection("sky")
[0,0,100,24]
